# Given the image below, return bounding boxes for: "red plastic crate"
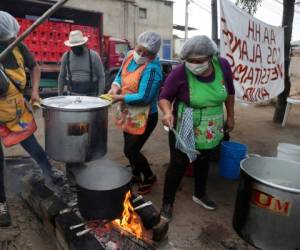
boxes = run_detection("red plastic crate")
[40,51,49,62]
[40,40,49,52]
[38,31,48,41]
[47,51,57,62]
[26,40,40,51]
[37,21,49,32]
[32,50,42,62]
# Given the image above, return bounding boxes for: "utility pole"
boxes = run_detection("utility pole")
[211,0,218,44]
[184,0,189,40]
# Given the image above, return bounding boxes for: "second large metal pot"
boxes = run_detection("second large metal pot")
[74,158,132,221]
[42,96,110,163]
[233,156,300,250]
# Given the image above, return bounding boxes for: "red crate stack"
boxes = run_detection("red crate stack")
[16,18,100,62]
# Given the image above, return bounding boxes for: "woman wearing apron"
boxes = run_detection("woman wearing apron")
[108,31,162,194]
[159,35,235,221]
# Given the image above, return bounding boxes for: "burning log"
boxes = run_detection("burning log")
[130,194,160,230]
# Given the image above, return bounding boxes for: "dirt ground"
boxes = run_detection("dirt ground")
[2,78,300,250]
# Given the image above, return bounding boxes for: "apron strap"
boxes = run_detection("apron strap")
[66,51,72,95]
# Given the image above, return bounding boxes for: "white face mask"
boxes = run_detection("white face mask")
[133,51,148,65]
[185,61,210,75]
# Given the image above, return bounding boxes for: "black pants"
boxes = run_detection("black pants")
[162,131,215,205]
[123,112,158,180]
[0,135,53,203]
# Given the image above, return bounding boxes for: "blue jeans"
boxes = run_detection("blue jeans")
[0,135,53,202]
[20,135,53,174]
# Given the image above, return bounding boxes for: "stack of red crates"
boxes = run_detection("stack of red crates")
[17,18,100,63]
[70,24,100,52]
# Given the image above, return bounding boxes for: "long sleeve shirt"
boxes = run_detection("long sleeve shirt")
[58,48,105,95]
[160,57,235,117]
[113,56,162,114]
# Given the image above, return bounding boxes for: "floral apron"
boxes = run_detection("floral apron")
[176,56,228,150]
[114,51,150,135]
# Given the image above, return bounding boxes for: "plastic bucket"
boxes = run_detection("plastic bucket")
[219,141,247,179]
[277,143,300,163]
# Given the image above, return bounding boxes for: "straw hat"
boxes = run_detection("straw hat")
[64,30,88,47]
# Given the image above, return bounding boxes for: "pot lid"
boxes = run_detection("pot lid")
[41,96,110,110]
[75,158,132,191]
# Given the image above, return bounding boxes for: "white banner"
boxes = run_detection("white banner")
[220,0,284,103]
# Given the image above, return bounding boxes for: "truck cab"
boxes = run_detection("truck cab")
[103,36,130,91]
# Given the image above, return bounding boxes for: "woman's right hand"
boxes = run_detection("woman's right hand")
[108,83,120,95]
[162,112,174,128]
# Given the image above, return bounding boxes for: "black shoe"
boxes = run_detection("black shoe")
[0,202,12,227]
[160,203,173,222]
[192,194,217,210]
[29,172,45,186]
[132,174,143,185]
[137,175,157,194]
[50,169,67,186]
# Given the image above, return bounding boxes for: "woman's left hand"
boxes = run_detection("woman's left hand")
[226,116,234,131]
[111,94,124,102]
[30,89,40,103]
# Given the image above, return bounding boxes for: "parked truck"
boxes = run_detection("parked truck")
[0,0,130,94]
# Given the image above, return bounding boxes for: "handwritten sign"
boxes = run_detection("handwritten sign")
[220,0,284,103]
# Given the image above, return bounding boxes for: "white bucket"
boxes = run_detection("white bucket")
[277,143,300,163]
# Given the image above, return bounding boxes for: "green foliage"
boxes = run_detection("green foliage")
[235,0,263,15]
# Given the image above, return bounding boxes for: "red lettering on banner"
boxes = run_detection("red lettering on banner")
[243,67,254,84]
[271,29,276,44]
[232,37,242,54]
[277,63,283,78]
[263,27,270,44]
[243,86,270,102]
[246,20,261,42]
[241,41,249,60]
[221,10,283,102]
[226,53,235,69]
[229,58,283,86]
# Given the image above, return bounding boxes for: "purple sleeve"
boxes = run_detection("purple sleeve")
[219,57,235,95]
[159,64,187,102]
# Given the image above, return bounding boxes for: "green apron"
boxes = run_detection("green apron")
[177,56,228,150]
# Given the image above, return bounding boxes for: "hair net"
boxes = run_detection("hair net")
[137,31,161,55]
[180,35,218,60]
[0,11,20,42]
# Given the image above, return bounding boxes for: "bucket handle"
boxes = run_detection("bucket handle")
[246,153,261,158]
[42,108,50,121]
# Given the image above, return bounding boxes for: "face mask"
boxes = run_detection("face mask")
[71,46,84,56]
[185,61,210,75]
[133,51,148,65]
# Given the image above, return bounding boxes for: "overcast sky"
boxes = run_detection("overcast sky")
[173,0,300,41]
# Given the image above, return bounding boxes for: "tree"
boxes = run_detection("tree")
[235,0,262,15]
[236,0,295,123]
[273,0,295,123]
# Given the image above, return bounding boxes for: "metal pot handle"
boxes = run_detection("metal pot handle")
[246,153,261,158]
[42,108,50,121]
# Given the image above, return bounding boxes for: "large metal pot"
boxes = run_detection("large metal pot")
[233,156,300,250]
[42,96,110,163]
[74,158,132,221]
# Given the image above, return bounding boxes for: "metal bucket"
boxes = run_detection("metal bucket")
[41,96,110,163]
[233,156,300,250]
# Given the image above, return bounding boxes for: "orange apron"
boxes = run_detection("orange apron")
[114,51,150,135]
[0,47,37,147]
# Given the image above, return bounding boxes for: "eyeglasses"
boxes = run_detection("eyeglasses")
[186,56,211,64]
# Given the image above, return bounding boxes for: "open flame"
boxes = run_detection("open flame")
[113,191,143,238]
